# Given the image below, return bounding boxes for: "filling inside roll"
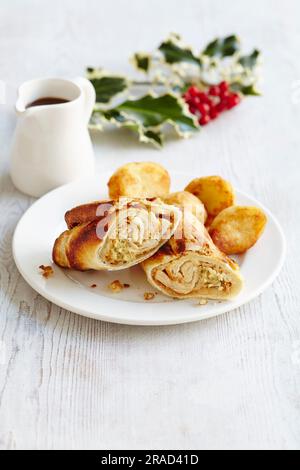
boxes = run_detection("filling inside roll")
[153,256,234,297]
[101,204,175,267]
[142,212,243,300]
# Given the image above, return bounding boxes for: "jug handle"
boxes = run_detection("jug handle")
[73,77,96,124]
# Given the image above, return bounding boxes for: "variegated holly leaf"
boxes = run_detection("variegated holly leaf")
[159,35,202,67]
[132,53,151,73]
[91,94,198,147]
[102,110,164,146]
[117,94,198,134]
[202,35,240,58]
[87,68,128,104]
[143,130,163,146]
[238,49,261,69]
[231,83,261,96]
[92,108,164,147]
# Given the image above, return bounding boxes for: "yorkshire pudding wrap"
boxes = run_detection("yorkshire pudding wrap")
[142,212,243,300]
[53,198,181,271]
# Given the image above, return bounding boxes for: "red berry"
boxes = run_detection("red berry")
[216,101,227,113]
[219,81,229,94]
[220,90,230,101]
[207,97,214,107]
[198,92,210,103]
[209,85,221,97]
[227,93,241,109]
[209,106,220,120]
[197,103,210,115]
[189,104,197,114]
[188,86,200,97]
[199,114,211,126]
[192,95,201,105]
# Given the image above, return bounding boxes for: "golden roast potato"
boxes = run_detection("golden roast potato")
[185,176,235,218]
[205,214,215,229]
[108,162,171,199]
[209,206,267,255]
[163,191,207,224]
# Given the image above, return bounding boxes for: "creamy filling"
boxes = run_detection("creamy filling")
[153,258,232,295]
[101,207,173,266]
[103,237,158,265]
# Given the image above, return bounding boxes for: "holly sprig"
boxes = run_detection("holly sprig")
[88,34,262,147]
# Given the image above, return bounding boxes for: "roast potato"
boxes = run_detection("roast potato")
[205,214,215,229]
[108,162,170,199]
[209,206,267,255]
[185,176,235,218]
[163,191,207,224]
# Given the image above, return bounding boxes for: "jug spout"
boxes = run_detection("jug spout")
[15,95,27,115]
[15,80,41,115]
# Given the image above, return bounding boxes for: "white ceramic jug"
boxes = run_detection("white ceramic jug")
[10,77,96,197]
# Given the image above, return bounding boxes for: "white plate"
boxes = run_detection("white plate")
[13,172,286,326]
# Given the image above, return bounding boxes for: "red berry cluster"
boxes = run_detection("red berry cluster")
[183,82,241,126]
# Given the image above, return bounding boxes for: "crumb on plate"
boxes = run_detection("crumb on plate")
[108,280,124,293]
[144,292,155,301]
[39,265,54,279]
[198,299,208,306]
[124,283,130,288]
[90,284,97,288]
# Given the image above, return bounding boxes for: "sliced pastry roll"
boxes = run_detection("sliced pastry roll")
[142,212,243,300]
[53,198,181,271]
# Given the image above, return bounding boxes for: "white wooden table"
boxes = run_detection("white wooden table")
[0,0,300,450]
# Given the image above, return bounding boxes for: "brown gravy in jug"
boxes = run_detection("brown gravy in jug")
[27,97,70,108]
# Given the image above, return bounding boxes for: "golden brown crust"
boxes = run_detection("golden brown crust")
[52,230,71,268]
[65,200,115,229]
[185,176,235,218]
[66,220,100,270]
[204,214,215,229]
[209,206,267,255]
[53,221,101,271]
[108,162,171,199]
[65,198,164,229]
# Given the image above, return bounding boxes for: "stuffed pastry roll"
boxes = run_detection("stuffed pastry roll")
[142,212,243,300]
[53,198,181,271]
